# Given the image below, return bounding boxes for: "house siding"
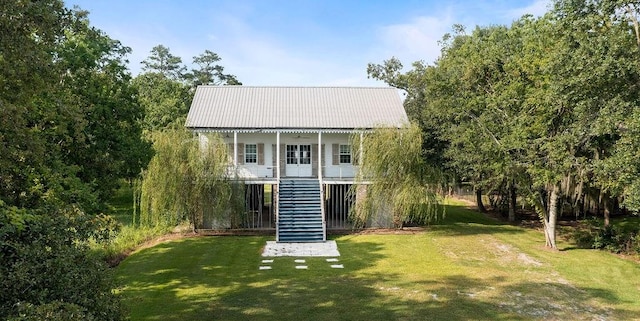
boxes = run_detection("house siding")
[200,132,357,180]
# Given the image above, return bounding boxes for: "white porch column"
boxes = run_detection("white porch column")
[317,131,322,179]
[318,131,325,241]
[276,131,281,181]
[233,131,238,167]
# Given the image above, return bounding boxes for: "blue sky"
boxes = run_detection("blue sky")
[66,0,550,86]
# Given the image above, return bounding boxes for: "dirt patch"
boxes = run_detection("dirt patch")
[351,227,427,235]
[516,253,543,266]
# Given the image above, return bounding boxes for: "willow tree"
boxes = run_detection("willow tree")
[351,123,442,228]
[139,128,243,230]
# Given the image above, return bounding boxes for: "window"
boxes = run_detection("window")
[286,145,298,164]
[245,144,257,164]
[339,144,351,164]
[299,145,311,164]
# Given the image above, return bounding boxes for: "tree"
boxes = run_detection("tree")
[0,2,151,210]
[141,44,186,80]
[139,128,244,230]
[552,0,640,217]
[135,48,240,132]
[133,72,192,131]
[56,12,153,204]
[351,123,442,228]
[185,50,242,87]
[367,0,640,248]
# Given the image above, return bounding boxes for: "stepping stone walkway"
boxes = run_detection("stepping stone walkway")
[258,257,344,270]
[261,241,340,257]
[259,241,343,270]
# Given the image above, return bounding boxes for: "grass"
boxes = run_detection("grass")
[107,183,138,226]
[94,184,172,264]
[114,201,640,320]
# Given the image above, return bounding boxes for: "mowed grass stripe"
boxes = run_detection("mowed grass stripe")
[115,203,640,321]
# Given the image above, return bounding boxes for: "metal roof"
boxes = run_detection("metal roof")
[185,86,408,130]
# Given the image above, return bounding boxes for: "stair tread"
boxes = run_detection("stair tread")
[277,179,325,242]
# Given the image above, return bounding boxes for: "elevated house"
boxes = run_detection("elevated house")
[185,86,408,242]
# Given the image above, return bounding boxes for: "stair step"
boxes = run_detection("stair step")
[277,179,324,242]
[279,206,320,209]
[278,214,321,218]
[279,226,322,230]
[279,235,323,239]
[278,216,322,220]
[279,234,323,239]
[279,208,321,212]
[279,223,323,227]
[280,238,323,243]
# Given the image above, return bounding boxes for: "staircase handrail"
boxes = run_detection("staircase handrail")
[319,177,326,242]
[275,178,280,242]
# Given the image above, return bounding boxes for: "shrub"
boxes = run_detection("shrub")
[574,219,640,254]
[0,204,123,321]
[8,302,94,321]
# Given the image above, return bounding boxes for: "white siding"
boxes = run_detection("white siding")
[211,132,358,180]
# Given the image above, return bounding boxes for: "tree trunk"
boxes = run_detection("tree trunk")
[476,188,487,213]
[544,184,560,249]
[603,200,611,227]
[508,181,516,222]
[600,191,610,227]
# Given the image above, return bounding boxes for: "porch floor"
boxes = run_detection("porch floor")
[261,240,340,257]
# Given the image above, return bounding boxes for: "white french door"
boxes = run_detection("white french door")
[285,144,312,177]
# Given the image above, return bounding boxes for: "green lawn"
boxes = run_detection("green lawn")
[115,202,640,320]
[107,182,137,226]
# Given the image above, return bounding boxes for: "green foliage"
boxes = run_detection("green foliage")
[141,44,187,80]
[8,302,94,321]
[368,0,640,247]
[185,50,243,87]
[140,128,243,229]
[0,204,123,321]
[133,72,192,131]
[0,1,151,211]
[135,46,240,132]
[351,123,442,228]
[98,224,172,264]
[574,219,640,254]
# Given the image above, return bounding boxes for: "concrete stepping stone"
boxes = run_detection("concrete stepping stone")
[330,264,344,269]
[326,258,339,262]
[259,266,272,270]
[261,259,274,263]
[294,259,306,263]
[295,265,308,269]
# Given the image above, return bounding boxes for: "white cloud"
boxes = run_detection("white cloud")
[376,13,454,67]
[208,14,379,86]
[506,0,551,19]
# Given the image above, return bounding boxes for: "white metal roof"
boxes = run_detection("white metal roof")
[185,86,408,130]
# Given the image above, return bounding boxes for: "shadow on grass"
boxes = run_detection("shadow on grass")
[115,235,629,321]
[116,236,388,321]
[407,275,624,320]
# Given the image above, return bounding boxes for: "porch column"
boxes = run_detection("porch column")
[233,131,238,167]
[276,131,281,181]
[318,131,325,241]
[317,131,322,179]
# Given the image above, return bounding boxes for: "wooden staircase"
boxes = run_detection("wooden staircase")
[277,179,325,242]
